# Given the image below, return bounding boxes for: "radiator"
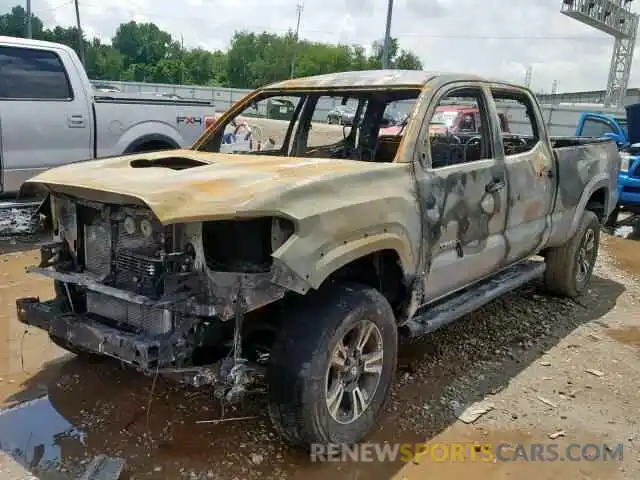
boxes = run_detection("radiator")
[86,292,173,335]
[84,222,112,276]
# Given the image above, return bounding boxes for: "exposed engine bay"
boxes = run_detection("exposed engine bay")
[18,193,298,402]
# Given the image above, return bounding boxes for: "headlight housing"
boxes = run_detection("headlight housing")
[620,153,631,173]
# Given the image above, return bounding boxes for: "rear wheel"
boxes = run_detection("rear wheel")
[544,210,600,297]
[267,282,397,449]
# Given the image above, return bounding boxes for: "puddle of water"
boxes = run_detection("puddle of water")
[601,235,640,278]
[0,395,85,473]
[607,326,640,349]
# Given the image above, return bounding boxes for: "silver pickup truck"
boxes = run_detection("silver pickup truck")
[0,36,216,197]
[16,70,620,450]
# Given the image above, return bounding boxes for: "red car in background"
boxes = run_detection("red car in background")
[380,105,510,136]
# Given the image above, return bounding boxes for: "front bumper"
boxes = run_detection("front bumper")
[16,297,187,371]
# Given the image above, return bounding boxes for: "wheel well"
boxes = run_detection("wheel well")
[131,140,175,153]
[324,249,407,314]
[586,187,607,222]
[125,135,179,154]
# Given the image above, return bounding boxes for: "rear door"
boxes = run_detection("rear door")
[0,44,92,195]
[489,87,557,264]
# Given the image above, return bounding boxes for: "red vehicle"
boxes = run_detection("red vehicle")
[380,105,510,136]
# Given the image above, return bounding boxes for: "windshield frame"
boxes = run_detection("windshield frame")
[193,87,423,163]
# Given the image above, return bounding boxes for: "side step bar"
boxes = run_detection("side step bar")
[401,260,546,338]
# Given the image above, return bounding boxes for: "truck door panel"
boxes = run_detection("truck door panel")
[416,85,508,302]
[0,45,92,195]
[490,89,557,264]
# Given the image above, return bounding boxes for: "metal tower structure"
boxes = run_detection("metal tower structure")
[561,0,639,107]
[524,66,533,87]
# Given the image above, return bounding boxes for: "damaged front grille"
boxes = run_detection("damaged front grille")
[86,291,174,335]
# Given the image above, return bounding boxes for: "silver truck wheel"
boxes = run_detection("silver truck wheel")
[544,209,600,298]
[325,319,384,425]
[267,282,397,449]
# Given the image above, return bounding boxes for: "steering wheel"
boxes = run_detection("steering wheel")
[505,134,527,146]
[449,134,462,144]
[465,136,482,147]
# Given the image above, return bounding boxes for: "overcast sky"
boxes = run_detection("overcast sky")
[6,0,640,92]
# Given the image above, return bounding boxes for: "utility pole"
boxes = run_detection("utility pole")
[26,0,32,38]
[74,0,85,67]
[181,34,184,84]
[382,0,394,69]
[290,2,304,79]
[524,66,533,88]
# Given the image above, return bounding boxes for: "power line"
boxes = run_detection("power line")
[48,0,74,10]
[32,1,619,48]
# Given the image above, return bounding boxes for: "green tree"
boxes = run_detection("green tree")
[0,5,44,38]
[112,21,173,68]
[367,37,423,70]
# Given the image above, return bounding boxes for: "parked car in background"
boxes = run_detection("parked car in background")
[327,104,357,125]
[575,106,640,225]
[0,35,216,198]
[380,105,511,137]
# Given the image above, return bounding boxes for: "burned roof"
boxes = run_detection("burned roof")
[263,70,437,90]
[262,70,513,92]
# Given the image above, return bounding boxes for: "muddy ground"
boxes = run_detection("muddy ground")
[0,220,639,479]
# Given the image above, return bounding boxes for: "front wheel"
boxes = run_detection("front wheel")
[267,282,397,449]
[544,209,600,297]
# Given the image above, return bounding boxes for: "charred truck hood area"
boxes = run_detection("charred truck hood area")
[22,149,409,224]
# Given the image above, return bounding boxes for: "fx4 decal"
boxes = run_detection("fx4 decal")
[177,116,203,126]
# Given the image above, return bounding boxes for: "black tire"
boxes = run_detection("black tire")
[267,282,398,449]
[544,209,600,297]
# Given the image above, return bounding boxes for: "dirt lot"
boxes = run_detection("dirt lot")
[1,221,639,479]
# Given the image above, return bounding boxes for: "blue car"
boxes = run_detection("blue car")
[576,106,640,225]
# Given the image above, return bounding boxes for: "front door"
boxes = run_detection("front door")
[415,84,508,303]
[0,45,92,195]
[490,88,557,264]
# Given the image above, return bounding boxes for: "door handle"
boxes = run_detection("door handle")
[485,178,506,193]
[67,114,86,128]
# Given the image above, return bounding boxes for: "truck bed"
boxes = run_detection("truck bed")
[550,136,615,148]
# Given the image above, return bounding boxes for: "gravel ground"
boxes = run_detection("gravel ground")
[0,218,639,479]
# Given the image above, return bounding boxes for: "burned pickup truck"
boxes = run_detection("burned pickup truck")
[16,71,619,449]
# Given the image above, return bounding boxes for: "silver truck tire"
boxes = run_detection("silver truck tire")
[544,210,600,298]
[266,282,397,449]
